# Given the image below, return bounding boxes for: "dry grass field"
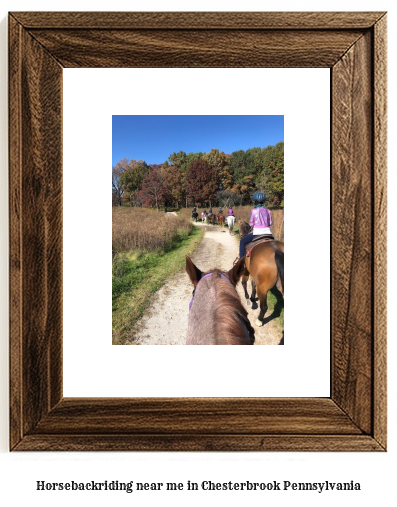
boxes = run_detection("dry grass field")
[112,207,202,344]
[112,207,193,256]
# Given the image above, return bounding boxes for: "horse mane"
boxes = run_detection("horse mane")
[239,221,251,238]
[199,270,254,345]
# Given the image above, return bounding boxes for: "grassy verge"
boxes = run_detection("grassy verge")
[112,226,204,344]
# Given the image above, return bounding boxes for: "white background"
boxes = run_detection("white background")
[0,1,395,507]
[63,68,330,397]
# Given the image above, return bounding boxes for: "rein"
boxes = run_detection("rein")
[189,272,230,311]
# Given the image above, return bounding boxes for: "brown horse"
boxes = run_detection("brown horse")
[217,213,225,226]
[239,220,251,237]
[207,213,216,225]
[239,221,284,327]
[185,256,254,344]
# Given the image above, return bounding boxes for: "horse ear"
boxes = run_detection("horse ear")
[227,257,246,285]
[186,256,202,286]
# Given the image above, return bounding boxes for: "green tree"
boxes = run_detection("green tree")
[203,148,232,192]
[119,159,149,206]
[256,141,284,207]
[168,151,187,168]
[112,159,129,206]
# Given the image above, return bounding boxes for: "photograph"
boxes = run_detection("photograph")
[112,115,284,345]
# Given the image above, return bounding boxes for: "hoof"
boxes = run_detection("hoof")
[255,319,263,327]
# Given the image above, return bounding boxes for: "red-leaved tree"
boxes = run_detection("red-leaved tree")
[138,165,169,211]
[186,159,219,206]
[163,164,185,208]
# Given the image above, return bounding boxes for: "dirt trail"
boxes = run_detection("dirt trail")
[133,222,283,345]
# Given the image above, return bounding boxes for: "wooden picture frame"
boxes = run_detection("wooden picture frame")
[9,11,387,451]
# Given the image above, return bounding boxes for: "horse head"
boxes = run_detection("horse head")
[185,256,254,344]
[186,256,246,288]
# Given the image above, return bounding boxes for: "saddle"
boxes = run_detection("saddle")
[245,234,274,257]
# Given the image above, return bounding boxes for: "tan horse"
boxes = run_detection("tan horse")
[217,213,225,226]
[186,256,254,344]
[239,221,284,327]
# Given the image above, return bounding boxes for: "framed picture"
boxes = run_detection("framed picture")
[9,11,387,451]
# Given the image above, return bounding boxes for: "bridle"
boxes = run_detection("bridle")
[189,272,231,311]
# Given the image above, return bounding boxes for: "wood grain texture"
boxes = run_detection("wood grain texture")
[332,32,373,434]
[11,11,386,29]
[14,435,383,452]
[9,16,64,447]
[8,11,387,452]
[373,15,387,450]
[9,15,23,450]
[31,398,362,435]
[27,29,364,68]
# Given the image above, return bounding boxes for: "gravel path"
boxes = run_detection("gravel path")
[133,222,284,345]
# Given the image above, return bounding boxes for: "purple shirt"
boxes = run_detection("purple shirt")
[249,207,273,231]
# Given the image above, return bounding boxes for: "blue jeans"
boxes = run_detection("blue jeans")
[239,233,254,258]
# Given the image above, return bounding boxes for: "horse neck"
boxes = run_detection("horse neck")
[187,273,254,345]
[187,278,217,344]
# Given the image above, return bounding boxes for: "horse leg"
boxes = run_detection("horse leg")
[255,290,268,327]
[241,272,251,306]
[250,279,257,306]
[276,277,284,298]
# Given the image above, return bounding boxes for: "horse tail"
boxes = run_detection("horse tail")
[274,247,284,294]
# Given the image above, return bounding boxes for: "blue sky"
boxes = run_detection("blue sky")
[112,115,284,166]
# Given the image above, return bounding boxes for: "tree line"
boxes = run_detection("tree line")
[112,141,284,210]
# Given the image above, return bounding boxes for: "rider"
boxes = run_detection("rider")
[192,206,197,216]
[228,207,234,217]
[164,205,168,213]
[208,207,213,216]
[217,206,223,216]
[239,192,273,258]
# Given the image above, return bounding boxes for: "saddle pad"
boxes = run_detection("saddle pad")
[245,236,274,257]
